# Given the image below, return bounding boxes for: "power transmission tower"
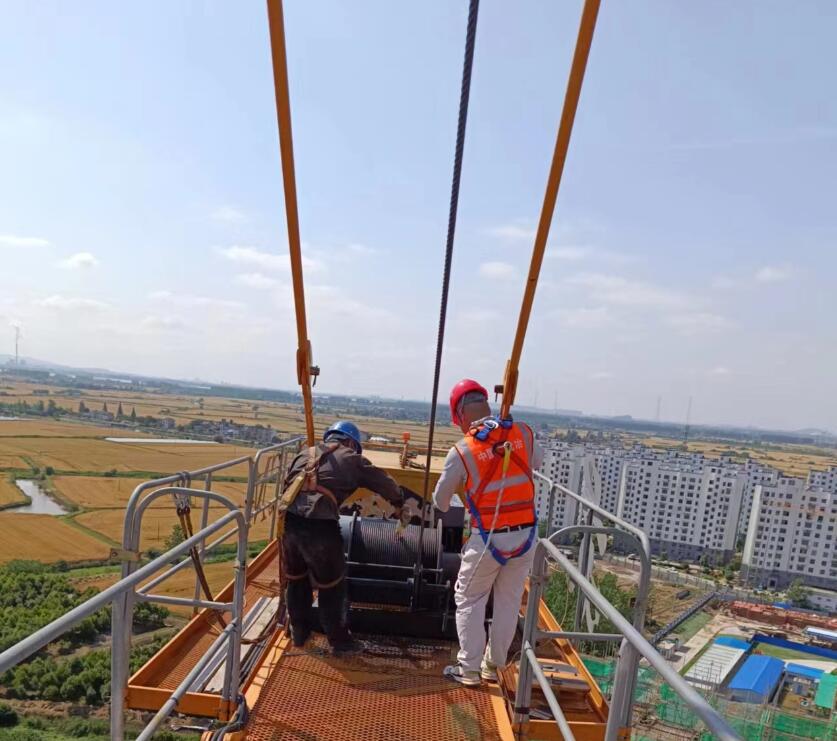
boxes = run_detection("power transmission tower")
[655,395,661,423]
[13,326,21,366]
[684,396,692,444]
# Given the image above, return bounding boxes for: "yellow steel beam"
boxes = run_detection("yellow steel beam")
[266,0,316,446]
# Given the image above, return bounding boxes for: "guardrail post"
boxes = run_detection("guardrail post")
[221,496,249,713]
[268,448,285,541]
[110,592,128,741]
[545,482,557,537]
[514,541,546,737]
[573,508,594,634]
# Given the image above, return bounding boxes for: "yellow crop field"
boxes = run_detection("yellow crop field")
[0,419,148,439]
[53,476,247,509]
[78,561,236,616]
[1,379,460,448]
[0,438,251,475]
[0,513,109,562]
[0,479,26,508]
[75,506,272,550]
[639,435,837,477]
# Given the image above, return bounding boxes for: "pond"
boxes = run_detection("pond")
[10,480,70,515]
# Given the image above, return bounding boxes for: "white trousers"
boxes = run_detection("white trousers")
[454,529,536,673]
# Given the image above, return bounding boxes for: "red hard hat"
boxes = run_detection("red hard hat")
[449,378,488,426]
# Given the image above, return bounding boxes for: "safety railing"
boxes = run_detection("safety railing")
[519,472,741,741]
[0,437,303,741]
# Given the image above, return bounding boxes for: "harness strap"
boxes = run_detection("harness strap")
[464,496,536,565]
[463,426,535,564]
[176,505,228,627]
[285,570,309,581]
[312,572,344,590]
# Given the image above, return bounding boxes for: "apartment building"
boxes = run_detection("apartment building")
[535,442,584,531]
[741,477,837,591]
[534,438,836,573]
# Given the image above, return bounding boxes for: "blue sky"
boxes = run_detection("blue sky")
[1,1,835,431]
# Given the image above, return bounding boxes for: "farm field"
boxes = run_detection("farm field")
[75,506,273,550]
[0,512,109,561]
[77,561,236,616]
[638,435,837,476]
[1,380,462,449]
[0,477,27,507]
[0,418,150,438]
[0,435,251,475]
[53,476,248,509]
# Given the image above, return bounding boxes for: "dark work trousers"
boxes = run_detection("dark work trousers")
[282,513,349,646]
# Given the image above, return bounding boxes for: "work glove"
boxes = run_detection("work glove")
[395,486,425,535]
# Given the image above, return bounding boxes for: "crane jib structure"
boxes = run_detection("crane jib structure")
[265,0,602,448]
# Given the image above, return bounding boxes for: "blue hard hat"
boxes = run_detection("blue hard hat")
[324,420,362,453]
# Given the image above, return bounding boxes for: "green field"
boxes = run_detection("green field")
[752,642,821,662]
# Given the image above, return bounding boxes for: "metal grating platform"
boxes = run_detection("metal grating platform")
[243,634,505,741]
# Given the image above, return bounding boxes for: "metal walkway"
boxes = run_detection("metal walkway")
[242,634,510,741]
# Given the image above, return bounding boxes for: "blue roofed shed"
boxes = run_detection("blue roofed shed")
[727,655,784,704]
[785,663,823,681]
[714,636,750,651]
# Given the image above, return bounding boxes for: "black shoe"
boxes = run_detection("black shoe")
[330,637,361,656]
[291,624,311,648]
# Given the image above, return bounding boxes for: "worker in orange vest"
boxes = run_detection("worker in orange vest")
[434,379,543,686]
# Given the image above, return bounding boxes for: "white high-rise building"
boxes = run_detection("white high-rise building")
[535,443,583,532]
[534,438,836,572]
[742,476,837,590]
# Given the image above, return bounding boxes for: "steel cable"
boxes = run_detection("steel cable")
[418,0,481,561]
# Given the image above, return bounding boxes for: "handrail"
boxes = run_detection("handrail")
[515,535,742,741]
[521,641,576,741]
[135,622,238,741]
[0,507,244,674]
[534,470,651,557]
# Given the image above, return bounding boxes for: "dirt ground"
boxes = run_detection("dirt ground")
[596,559,711,629]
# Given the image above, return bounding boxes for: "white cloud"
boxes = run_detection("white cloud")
[485,224,535,241]
[0,234,50,248]
[218,245,323,273]
[755,265,793,283]
[567,273,688,308]
[149,290,243,311]
[140,315,187,332]
[479,261,518,280]
[37,295,109,311]
[211,206,246,223]
[665,312,731,334]
[554,306,612,329]
[591,370,614,380]
[58,252,99,270]
[709,365,731,376]
[234,272,279,289]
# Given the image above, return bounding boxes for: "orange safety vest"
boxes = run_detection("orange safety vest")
[454,420,536,532]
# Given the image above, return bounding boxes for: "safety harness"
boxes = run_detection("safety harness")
[277,443,344,590]
[462,418,537,565]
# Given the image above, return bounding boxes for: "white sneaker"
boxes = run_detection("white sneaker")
[480,660,499,682]
[444,664,481,687]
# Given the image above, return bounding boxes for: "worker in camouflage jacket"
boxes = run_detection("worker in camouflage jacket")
[281,420,404,653]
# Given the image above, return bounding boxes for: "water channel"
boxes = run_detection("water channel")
[9,480,70,515]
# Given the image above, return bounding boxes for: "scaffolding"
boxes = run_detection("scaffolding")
[581,656,837,741]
